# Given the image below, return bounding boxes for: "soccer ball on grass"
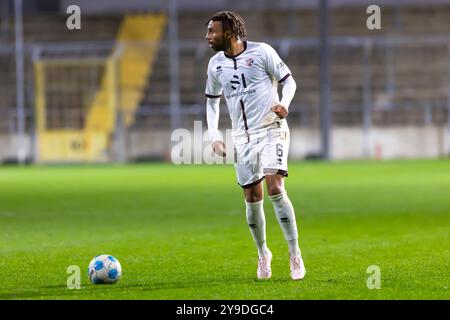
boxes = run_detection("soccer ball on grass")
[88,254,122,284]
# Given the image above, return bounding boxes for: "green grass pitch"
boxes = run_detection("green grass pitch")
[0,160,449,299]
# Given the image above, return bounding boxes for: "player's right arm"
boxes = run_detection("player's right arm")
[206,97,226,157]
[205,58,226,157]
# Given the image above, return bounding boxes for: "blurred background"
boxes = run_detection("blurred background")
[0,0,449,164]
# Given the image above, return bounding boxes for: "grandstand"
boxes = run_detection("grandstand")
[0,0,449,162]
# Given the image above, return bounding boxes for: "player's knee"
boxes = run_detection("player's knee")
[245,192,263,203]
[244,188,263,202]
[267,184,284,197]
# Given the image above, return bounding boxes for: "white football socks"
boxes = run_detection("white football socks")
[269,191,302,257]
[245,200,269,258]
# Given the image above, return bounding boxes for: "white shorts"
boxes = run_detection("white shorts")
[233,124,290,187]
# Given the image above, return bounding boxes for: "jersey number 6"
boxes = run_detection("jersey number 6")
[276,143,283,157]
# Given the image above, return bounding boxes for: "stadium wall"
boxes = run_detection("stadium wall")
[129,125,449,163]
[0,134,32,163]
[0,126,448,163]
[325,126,447,160]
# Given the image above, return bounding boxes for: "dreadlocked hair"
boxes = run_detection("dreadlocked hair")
[207,11,247,40]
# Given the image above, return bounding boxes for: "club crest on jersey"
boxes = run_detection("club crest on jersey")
[245,58,254,67]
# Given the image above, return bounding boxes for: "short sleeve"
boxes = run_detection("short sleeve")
[263,43,292,83]
[205,59,223,98]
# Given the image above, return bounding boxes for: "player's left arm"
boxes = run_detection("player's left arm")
[272,76,296,119]
[263,43,297,119]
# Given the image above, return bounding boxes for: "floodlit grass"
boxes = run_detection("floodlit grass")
[0,160,448,299]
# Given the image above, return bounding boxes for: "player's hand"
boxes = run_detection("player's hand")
[271,105,289,119]
[212,140,226,157]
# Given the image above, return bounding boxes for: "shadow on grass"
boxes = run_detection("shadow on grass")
[0,275,293,299]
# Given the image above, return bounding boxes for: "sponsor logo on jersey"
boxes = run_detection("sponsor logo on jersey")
[230,74,240,90]
[226,89,256,99]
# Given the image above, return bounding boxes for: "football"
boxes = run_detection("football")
[88,254,122,284]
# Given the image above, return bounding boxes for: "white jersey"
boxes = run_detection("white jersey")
[205,41,292,141]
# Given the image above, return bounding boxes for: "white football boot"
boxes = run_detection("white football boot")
[289,255,306,280]
[257,249,272,280]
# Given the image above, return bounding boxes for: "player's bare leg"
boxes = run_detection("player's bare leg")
[243,180,272,279]
[266,174,305,280]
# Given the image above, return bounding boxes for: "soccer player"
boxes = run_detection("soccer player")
[204,11,305,280]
